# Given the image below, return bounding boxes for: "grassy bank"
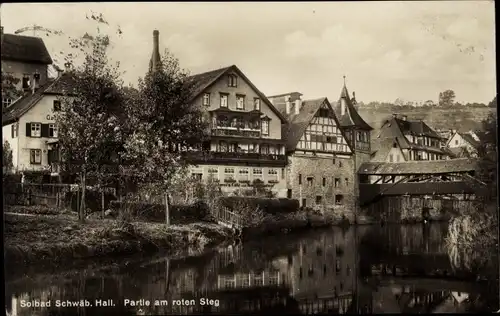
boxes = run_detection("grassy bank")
[4,213,236,267]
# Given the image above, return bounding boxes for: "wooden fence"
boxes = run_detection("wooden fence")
[211,207,243,229]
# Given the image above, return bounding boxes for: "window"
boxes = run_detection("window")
[260,144,269,154]
[31,123,41,137]
[287,189,292,198]
[22,74,30,89]
[202,93,210,106]
[192,173,202,181]
[228,74,237,87]
[455,139,459,145]
[238,168,249,181]
[396,155,400,162]
[2,98,12,108]
[53,100,62,111]
[307,176,314,186]
[30,149,42,164]
[219,141,228,152]
[345,178,349,186]
[208,168,219,180]
[318,108,329,118]
[334,178,340,188]
[268,168,278,179]
[298,174,302,185]
[220,94,228,108]
[11,124,18,138]
[389,154,394,162]
[254,98,260,111]
[236,95,245,110]
[339,161,342,168]
[261,120,269,136]
[322,177,326,187]
[335,195,344,205]
[302,199,307,207]
[281,168,285,179]
[48,124,58,138]
[252,168,263,179]
[316,195,322,204]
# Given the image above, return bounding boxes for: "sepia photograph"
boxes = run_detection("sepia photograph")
[1,1,498,315]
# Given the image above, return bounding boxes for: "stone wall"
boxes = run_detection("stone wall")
[361,196,478,223]
[286,153,356,220]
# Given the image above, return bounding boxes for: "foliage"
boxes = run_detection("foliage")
[438,89,456,107]
[3,140,13,173]
[1,72,22,109]
[55,17,126,222]
[488,95,497,108]
[476,112,497,200]
[122,51,208,195]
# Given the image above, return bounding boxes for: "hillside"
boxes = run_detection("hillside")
[357,106,495,132]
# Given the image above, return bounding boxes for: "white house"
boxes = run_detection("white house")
[2,73,71,173]
[446,131,480,158]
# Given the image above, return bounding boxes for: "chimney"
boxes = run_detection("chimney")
[285,96,291,114]
[31,71,41,94]
[294,99,301,115]
[352,91,356,100]
[402,115,407,121]
[150,30,161,72]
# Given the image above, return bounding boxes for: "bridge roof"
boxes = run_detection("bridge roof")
[358,158,477,175]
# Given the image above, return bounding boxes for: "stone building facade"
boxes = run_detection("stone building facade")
[268,92,357,218]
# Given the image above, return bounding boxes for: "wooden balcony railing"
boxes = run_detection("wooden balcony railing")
[183,151,287,164]
[211,127,260,138]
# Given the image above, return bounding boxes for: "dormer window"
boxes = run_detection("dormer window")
[202,93,210,106]
[228,74,237,87]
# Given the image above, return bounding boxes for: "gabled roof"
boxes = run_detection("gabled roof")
[370,138,406,162]
[394,117,440,138]
[1,33,53,64]
[282,97,353,153]
[2,73,73,126]
[335,84,372,131]
[186,65,287,123]
[358,158,478,175]
[458,132,480,149]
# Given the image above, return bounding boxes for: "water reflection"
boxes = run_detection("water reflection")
[5,223,498,315]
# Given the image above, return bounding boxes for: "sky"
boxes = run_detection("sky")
[1,1,496,104]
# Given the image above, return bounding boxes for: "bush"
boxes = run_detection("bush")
[66,190,117,214]
[216,197,299,215]
[109,200,210,224]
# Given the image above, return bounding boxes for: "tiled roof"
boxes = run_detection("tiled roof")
[358,158,477,175]
[1,33,53,64]
[334,85,372,131]
[185,65,287,123]
[458,132,480,149]
[282,97,353,153]
[394,117,440,138]
[2,73,73,126]
[448,147,472,158]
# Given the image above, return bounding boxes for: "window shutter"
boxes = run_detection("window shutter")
[11,125,14,138]
[26,123,32,137]
[41,124,49,138]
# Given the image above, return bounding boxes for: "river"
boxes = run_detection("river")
[5,223,499,315]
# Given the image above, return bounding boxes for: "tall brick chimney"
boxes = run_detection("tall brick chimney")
[149,30,161,72]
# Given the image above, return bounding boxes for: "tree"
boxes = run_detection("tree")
[3,141,13,174]
[1,72,22,110]
[476,112,497,201]
[488,95,497,108]
[123,52,208,225]
[55,28,126,222]
[438,89,456,107]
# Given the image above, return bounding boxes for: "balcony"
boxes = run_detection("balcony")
[183,151,287,166]
[211,127,261,138]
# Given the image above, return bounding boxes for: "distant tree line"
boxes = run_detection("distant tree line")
[356,89,496,110]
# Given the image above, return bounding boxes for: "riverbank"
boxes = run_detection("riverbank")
[3,206,341,267]
[4,213,236,267]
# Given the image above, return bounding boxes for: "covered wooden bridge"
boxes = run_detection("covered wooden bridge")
[357,158,482,206]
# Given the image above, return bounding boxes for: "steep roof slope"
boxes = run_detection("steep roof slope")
[1,33,53,64]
